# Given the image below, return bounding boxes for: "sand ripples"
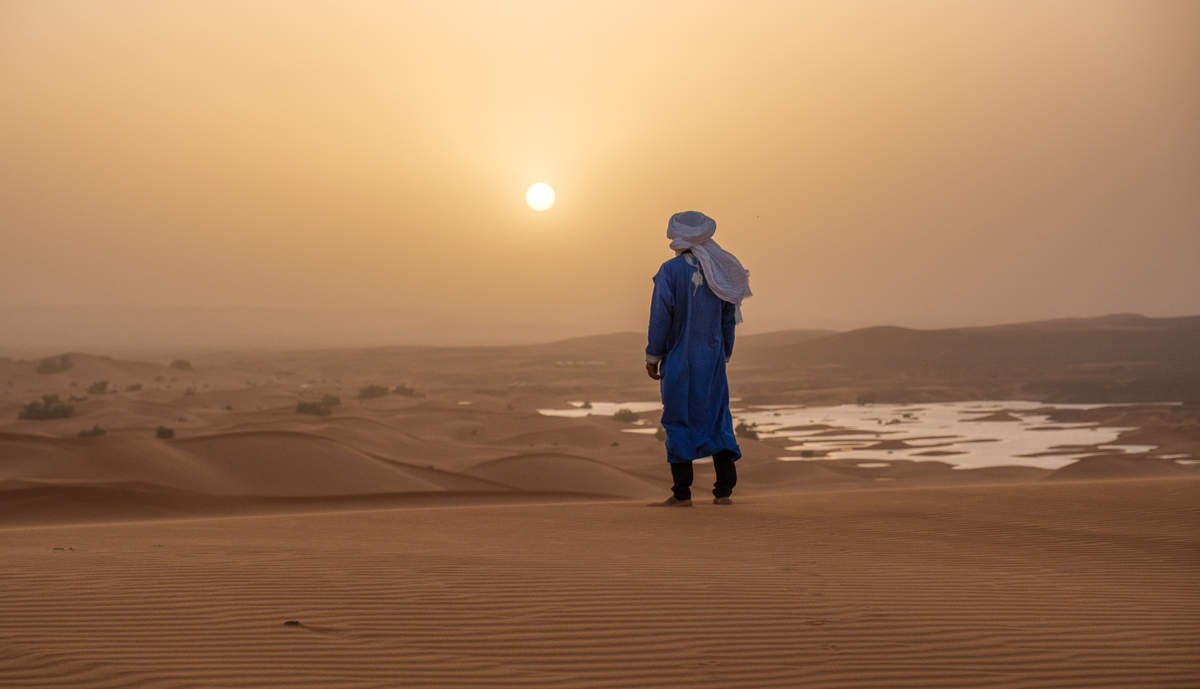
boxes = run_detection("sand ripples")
[2,479,1198,688]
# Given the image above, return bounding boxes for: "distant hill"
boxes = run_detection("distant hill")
[768,314,1200,367]
[733,314,1200,403]
[7,314,1195,405]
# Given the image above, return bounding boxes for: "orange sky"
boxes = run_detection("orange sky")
[2,1,1198,349]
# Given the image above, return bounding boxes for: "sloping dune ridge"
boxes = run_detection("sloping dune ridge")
[0,479,1196,688]
[470,452,661,498]
[2,314,1199,521]
[1,317,1199,687]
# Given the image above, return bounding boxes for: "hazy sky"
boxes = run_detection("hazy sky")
[2,0,1198,348]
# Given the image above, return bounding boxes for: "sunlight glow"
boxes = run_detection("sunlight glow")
[525,183,556,211]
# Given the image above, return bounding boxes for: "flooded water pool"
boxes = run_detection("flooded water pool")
[739,401,1181,470]
[537,400,1188,470]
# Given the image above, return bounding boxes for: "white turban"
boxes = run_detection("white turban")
[666,210,752,323]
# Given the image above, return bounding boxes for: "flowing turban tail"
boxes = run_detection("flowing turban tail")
[666,211,752,323]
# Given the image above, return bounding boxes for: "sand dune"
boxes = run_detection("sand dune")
[1,478,1195,688]
[470,452,662,498]
[0,430,503,499]
[2,320,1198,687]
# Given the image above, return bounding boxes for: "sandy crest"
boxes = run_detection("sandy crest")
[1,477,1196,689]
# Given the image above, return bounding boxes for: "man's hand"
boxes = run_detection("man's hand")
[645,361,661,380]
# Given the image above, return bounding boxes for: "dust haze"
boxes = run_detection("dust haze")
[2,1,1198,349]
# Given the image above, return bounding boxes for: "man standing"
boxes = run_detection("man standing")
[646,210,752,506]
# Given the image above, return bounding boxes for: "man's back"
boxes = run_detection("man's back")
[645,210,750,506]
[647,252,737,370]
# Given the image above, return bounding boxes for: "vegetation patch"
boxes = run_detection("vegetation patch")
[297,394,341,416]
[612,408,640,422]
[735,420,759,440]
[357,384,390,400]
[77,424,107,438]
[18,395,74,420]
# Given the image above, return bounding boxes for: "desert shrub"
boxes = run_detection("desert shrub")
[357,384,390,400]
[35,355,72,375]
[125,383,143,392]
[655,426,667,442]
[77,424,107,437]
[735,420,759,440]
[581,401,593,409]
[170,359,193,370]
[297,394,340,416]
[17,395,74,420]
[87,380,109,395]
[612,408,639,422]
[297,401,332,416]
[155,426,175,439]
[392,384,417,397]
[856,391,878,405]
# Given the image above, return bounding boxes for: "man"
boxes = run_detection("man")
[645,210,752,506]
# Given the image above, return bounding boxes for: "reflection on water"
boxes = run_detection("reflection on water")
[740,401,1177,470]
[537,401,663,418]
[537,400,1189,470]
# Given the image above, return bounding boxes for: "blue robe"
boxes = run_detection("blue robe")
[646,252,741,464]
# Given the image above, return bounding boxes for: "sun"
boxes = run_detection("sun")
[525,182,555,211]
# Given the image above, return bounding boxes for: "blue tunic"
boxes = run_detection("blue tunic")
[646,252,741,464]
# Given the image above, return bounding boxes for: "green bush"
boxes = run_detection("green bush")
[78,424,107,437]
[655,426,667,442]
[357,384,390,400]
[155,426,175,439]
[87,380,109,395]
[35,355,72,375]
[297,401,332,416]
[392,384,417,397]
[612,408,639,422]
[17,395,74,420]
[734,420,759,440]
[125,383,143,392]
[297,394,341,416]
[170,359,193,370]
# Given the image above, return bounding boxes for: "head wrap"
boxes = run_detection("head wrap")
[667,210,752,323]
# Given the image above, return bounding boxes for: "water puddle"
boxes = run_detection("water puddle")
[537,400,1185,471]
[740,401,1174,470]
[537,401,662,418]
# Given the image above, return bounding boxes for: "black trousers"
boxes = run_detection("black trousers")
[670,451,737,500]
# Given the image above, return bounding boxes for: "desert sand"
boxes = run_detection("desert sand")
[2,315,1199,687]
[1,478,1197,688]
